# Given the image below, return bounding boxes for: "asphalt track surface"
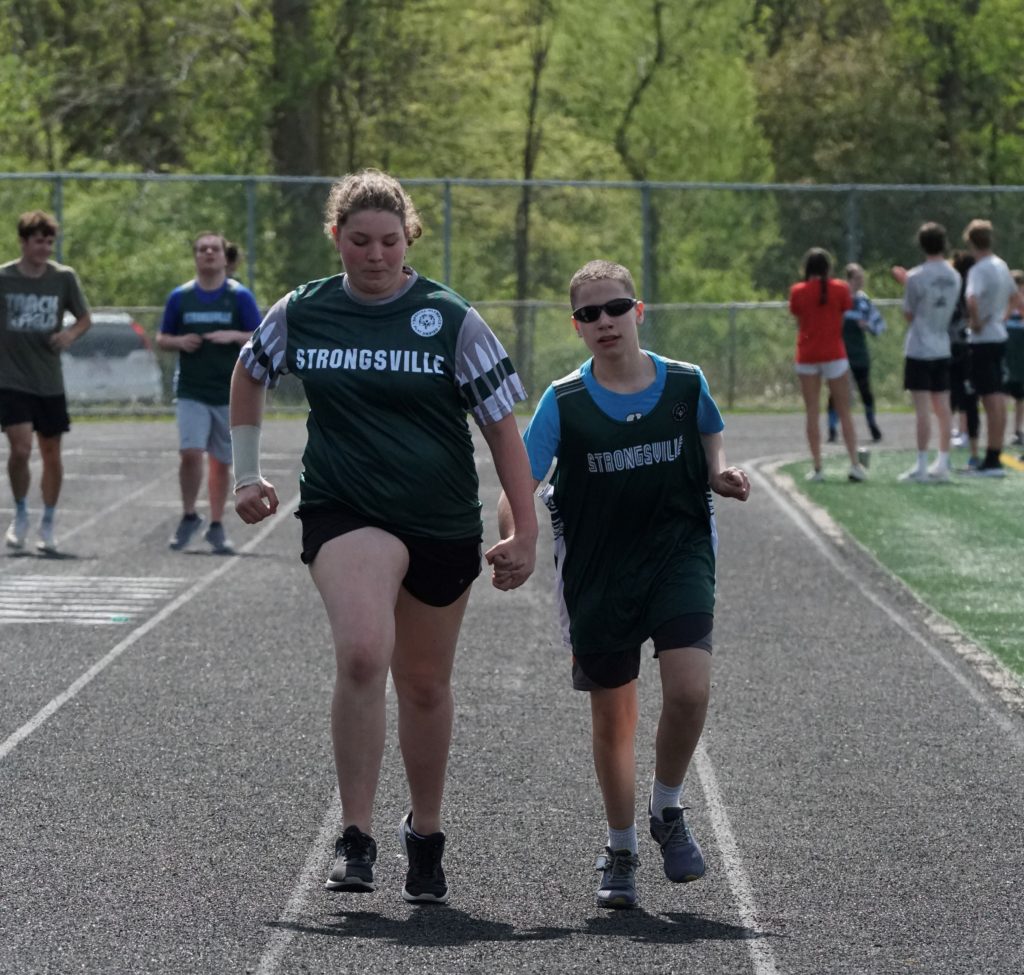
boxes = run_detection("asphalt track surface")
[1,414,1022,975]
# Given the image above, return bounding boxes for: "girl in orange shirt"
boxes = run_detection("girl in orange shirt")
[789,248,867,482]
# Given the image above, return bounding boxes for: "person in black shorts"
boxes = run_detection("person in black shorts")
[0,210,91,555]
[229,169,538,904]
[497,259,750,908]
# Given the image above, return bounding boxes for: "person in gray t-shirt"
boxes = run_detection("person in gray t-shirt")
[894,222,960,482]
[0,210,92,553]
[962,218,1019,475]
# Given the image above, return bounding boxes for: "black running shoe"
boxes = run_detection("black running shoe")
[325,825,377,892]
[398,811,450,904]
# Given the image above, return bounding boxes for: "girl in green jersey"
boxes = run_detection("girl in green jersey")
[229,170,538,904]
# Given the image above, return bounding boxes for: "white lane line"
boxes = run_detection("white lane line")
[694,742,780,975]
[750,466,1024,748]
[254,789,341,975]
[0,495,300,762]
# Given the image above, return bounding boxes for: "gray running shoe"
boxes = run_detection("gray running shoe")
[325,825,377,892]
[649,803,705,883]
[595,847,640,909]
[5,511,29,550]
[168,514,204,550]
[203,521,235,555]
[398,811,450,904]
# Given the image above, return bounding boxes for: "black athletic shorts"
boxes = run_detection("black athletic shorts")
[968,342,1006,397]
[903,357,951,393]
[0,388,71,437]
[296,502,482,608]
[571,613,714,691]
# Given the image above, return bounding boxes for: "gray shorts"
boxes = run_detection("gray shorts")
[176,398,231,464]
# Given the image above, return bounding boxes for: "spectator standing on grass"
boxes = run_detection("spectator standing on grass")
[157,231,261,553]
[827,262,885,444]
[961,218,1016,477]
[947,251,980,466]
[229,169,537,905]
[0,210,91,555]
[788,248,867,482]
[892,222,961,483]
[1004,270,1024,448]
[496,259,750,909]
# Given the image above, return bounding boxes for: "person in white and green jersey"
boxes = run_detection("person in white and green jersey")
[158,231,261,554]
[229,169,538,906]
[496,259,750,909]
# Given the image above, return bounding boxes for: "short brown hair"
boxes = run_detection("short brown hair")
[323,169,423,245]
[963,219,993,250]
[918,222,947,256]
[569,260,636,308]
[17,210,59,239]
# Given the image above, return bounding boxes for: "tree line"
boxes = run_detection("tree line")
[3,0,1024,310]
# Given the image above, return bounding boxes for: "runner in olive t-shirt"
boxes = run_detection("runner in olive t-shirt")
[0,210,91,554]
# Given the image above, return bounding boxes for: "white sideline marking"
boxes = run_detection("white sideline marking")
[254,789,341,975]
[751,466,1024,749]
[694,743,780,975]
[0,495,300,762]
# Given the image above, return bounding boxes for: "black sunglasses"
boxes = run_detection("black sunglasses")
[572,297,638,324]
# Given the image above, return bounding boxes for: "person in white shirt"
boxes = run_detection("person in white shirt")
[962,219,1018,476]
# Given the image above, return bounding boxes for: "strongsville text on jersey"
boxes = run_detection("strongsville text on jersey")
[587,436,685,473]
[295,347,446,374]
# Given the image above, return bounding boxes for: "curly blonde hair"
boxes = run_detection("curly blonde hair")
[322,169,423,245]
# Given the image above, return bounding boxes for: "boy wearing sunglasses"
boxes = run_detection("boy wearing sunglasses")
[494,259,750,908]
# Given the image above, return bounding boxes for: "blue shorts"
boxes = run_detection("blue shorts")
[176,398,231,464]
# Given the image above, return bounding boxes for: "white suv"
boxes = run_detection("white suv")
[61,311,164,405]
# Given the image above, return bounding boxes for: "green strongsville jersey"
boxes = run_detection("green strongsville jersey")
[165,279,257,405]
[0,259,90,396]
[240,270,526,539]
[546,361,714,654]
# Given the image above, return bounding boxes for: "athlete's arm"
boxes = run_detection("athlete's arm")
[482,413,538,591]
[229,360,279,523]
[702,431,750,502]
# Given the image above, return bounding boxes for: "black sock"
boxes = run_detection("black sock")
[984,448,1001,466]
[183,512,201,522]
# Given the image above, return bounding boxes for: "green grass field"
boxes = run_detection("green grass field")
[782,449,1024,679]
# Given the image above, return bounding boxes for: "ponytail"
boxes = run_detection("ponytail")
[802,247,833,306]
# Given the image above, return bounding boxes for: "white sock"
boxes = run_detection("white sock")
[917,450,929,471]
[650,778,684,820]
[607,824,638,855]
[936,451,950,470]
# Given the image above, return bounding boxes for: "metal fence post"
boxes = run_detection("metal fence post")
[727,303,737,411]
[845,188,860,265]
[443,180,453,286]
[245,179,257,296]
[641,183,654,305]
[52,175,64,262]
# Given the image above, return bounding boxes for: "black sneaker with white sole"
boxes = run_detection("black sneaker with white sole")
[325,825,377,892]
[398,811,450,904]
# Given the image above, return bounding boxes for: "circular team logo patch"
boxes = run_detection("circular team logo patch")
[411,308,443,337]
[672,402,689,421]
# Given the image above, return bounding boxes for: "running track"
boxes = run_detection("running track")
[1,415,1021,975]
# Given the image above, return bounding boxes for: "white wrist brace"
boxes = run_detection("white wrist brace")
[230,425,262,491]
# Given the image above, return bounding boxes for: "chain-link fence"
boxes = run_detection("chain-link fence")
[95,299,909,415]
[4,172,1024,309]
[5,171,1011,413]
